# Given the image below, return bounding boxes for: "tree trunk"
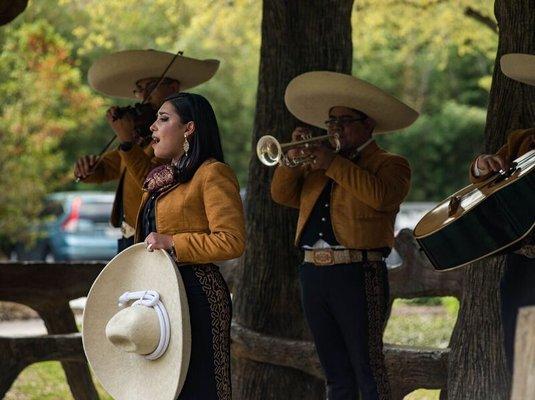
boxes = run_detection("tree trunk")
[232,1,354,399]
[447,2,535,399]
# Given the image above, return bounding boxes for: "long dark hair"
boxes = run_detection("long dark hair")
[165,92,225,183]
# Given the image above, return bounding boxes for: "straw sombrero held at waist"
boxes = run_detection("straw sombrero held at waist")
[83,243,191,400]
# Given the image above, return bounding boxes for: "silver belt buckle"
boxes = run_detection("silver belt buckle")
[313,249,334,266]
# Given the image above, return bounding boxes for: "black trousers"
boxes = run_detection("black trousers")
[500,253,535,375]
[299,261,391,400]
[117,236,134,253]
[178,264,232,400]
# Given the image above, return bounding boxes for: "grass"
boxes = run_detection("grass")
[5,363,112,400]
[385,297,458,349]
[5,299,458,400]
[384,298,459,400]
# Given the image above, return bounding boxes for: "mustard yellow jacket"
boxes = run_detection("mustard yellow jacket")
[470,128,535,183]
[271,141,411,249]
[82,144,164,227]
[134,159,246,264]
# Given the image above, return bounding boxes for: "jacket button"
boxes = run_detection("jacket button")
[324,203,329,207]
[321,217,326,222]
[319,232,323,237]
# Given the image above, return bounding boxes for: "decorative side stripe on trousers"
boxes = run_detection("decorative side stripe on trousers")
[363,261,391,400]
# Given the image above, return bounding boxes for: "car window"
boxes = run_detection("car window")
[79,201,113,225]
[39,200,64,219]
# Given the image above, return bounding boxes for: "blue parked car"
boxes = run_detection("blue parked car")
[11,192,121,262]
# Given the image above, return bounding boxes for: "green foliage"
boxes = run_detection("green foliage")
[355,1,496,202]
[378,101,487,200]
[9,0,261,186]
[0,20,103,243]
[403,296,443,306]
[441,296,460,316]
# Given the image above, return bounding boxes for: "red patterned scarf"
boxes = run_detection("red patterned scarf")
[143,164,179,193]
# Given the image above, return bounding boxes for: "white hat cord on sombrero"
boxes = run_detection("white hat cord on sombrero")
[116,290,171,360]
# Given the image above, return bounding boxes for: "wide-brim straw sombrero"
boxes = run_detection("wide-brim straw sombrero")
[501,53,535,86]
[284,71,419,134]
[88,49,220,99]
[82,243,191,400]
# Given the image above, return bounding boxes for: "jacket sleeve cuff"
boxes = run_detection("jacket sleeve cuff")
[469,155,489,183]
[172,234,192,262]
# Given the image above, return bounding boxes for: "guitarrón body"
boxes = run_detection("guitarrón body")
[414,150,535,271]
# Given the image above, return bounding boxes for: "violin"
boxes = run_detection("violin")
[112,102,156,145]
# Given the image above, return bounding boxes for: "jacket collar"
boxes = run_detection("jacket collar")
[347,138,380,164]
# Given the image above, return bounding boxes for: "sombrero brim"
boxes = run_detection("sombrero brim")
[88,50,220,99]
[501,53,535,86]
[284,71,419,134]
[82,243,191,400]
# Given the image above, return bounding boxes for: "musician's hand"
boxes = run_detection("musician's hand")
[144,232,174,252]
[308,146,336,171]
[106,106,135,142]
[74,155,98,180]
[476,154,509,175]
[286,127,312,165]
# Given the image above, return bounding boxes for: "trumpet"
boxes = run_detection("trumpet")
[256,133,340,167]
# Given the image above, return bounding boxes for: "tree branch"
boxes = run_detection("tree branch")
[231,321,449,400]
[464,7,498,34]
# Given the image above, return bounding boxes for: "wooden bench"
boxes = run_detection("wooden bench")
[0,261,105,399]
[0,229,464,399]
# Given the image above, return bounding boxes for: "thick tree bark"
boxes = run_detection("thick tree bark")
[232,1,354,398]
[447,2,535,399]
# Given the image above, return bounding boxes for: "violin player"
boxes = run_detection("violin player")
[74,50,219,252]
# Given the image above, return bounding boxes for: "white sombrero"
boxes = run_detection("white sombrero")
[284,71,419,134]
[88,49,220,99]
[82,243,191,400]
[501,53,535,86]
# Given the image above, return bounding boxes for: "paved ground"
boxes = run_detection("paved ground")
[0,298,85,337]
[0,319,49,336]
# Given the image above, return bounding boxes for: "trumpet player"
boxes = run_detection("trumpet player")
[74,50,219,252]
[270,71,418,400]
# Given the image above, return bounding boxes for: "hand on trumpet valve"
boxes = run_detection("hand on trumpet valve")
[307,146,336,171]
[106,106,135,143]
[286,127,313,164]
[74,155,98,181]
